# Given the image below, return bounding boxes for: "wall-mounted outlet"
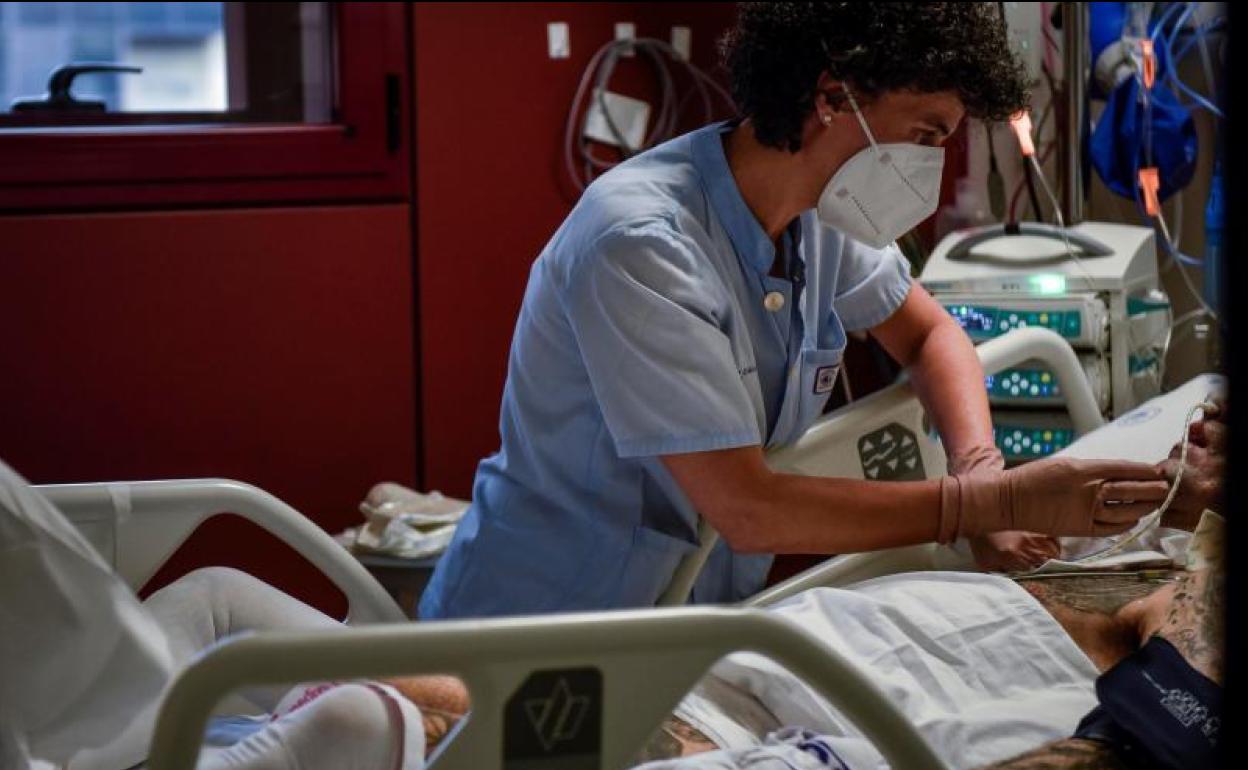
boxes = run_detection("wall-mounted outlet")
[671,26,691,61]
[614,21,636,56]
[547,21,570,59]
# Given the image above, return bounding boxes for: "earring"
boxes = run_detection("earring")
[821,113,833,126]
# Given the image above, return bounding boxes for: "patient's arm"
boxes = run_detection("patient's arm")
[1122,564,1225,684]
[1018,573,1176,672]
[985,560,1225,770]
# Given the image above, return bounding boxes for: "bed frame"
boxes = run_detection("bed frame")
[42,327,1101,770]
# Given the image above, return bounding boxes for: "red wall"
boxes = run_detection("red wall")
[0,3,964,610]
[414,2,739,496]
[0,205,418,613]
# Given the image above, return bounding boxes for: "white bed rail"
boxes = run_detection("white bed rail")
[146,607,952,770]
[665,327,1106,606]
[36,478,406,625]
[770,326,1104,473]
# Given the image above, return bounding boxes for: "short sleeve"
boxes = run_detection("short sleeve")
[832,240,915,332]
[563,223,761,458]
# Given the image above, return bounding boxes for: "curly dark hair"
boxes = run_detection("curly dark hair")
[721,2,1031,152]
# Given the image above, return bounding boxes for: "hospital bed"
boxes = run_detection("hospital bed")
[41,328,1216,770]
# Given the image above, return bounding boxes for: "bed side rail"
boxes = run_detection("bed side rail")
[36,478,405,625]
[146,607,951,770]
[667,327,1106,607]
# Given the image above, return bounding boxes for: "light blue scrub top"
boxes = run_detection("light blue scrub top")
[420,122,914,619]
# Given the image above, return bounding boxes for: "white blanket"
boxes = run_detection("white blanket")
[668,571,1099,769]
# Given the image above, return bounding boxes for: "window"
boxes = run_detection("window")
[2,3,333,124]
[0,3,407,210]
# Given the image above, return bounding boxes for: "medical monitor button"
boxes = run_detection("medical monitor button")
[764,292,786,312]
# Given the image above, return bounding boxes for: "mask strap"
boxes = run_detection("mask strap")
[842,85,881,156]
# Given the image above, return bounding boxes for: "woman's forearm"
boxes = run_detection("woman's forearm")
[711,469,943,554]
[909,314,996,457]
[870,284,996,461]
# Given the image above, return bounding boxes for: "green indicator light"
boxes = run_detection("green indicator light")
[1030,274,1066,295]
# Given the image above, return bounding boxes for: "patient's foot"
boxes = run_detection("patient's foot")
[382,674,471,753]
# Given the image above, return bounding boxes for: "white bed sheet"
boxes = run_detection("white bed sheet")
[673,571,1100,770]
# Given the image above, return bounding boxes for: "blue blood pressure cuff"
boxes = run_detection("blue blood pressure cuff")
[1074,636,1222,770]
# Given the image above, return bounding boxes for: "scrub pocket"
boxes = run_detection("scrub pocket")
[617,523,699,607]
[793,346,845,436]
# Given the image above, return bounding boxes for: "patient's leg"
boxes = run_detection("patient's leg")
[144,567,345,710]
[199,683,406,770]
[1016,573,1177,672]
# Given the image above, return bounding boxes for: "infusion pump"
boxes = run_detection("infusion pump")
[920,222,1168,461]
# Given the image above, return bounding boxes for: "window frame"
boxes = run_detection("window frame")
[0,2,408,211]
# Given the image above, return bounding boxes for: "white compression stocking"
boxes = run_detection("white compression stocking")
[68,568,421,770]
[198,682,421,770]
[143,566,346,711]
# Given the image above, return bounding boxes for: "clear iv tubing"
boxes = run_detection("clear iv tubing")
[1024,153,1098,290]
[1163,2,1225,118]
[1069,399,1216,564]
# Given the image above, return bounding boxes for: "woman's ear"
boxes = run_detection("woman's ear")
[814,71,850,118]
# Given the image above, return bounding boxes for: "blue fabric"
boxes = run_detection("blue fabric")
[1075,636,1222,770]
[1090,47,1198,202]
[203,715,270,747]
[419,122,914,619]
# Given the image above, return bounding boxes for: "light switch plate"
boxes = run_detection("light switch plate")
[670,26,691,61]
[547,22,570,59]
[614,21,636,56]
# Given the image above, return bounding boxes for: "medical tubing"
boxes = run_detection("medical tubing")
[1027,153,1098,288]
[1021,144,1045,222]
[1006,79,1055,223]
[1156,213,1218,322]
[1069,400,1214,564]
[1162,2,1224,118]
[1120,15,1213,331]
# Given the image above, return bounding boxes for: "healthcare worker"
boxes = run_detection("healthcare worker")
[420,2,1170,619]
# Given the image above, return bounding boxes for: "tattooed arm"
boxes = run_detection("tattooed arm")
[1130,564,1226,684]
[985,558,1225,769]
[1017,573,1177,672]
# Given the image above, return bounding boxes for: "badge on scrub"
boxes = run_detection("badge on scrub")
[814,365,838,394]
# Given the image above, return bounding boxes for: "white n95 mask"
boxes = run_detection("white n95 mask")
[816,87,945,249]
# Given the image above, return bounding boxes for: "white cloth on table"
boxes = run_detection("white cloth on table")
[669,572,1099,769]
